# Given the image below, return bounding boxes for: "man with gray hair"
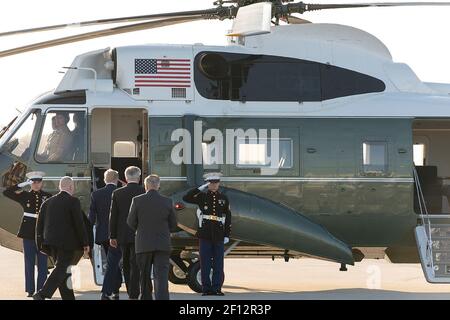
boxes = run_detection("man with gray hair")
[34,176,89,300]
[127,174,177,300]
[109,166,145,299]
[88,169,122,300]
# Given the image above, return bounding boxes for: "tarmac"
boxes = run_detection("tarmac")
[1,245,450,300]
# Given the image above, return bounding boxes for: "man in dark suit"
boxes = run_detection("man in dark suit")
[88,169,122,300]
[127,174,177,300]
[109,166,145,300]
[34,176,89,300]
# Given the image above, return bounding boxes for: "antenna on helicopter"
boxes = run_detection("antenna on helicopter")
[0,1,450,58]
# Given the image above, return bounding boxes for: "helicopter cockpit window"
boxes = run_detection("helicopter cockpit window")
[2,111,38,161]
[194,52,385,102]
[35,110,87,163]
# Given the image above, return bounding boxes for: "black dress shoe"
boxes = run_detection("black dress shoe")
[215,291,225,296]
[27,293,34,298]
[113,293,120,300]
[101,294,113,300]
[32,293,44,300]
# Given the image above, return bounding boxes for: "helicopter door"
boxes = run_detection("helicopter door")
[90,107,148,284]
[90,108,148,185]
[413,121,450,215]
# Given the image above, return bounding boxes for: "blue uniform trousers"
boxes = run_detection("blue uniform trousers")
[23,239,48,294]
[199,239,224,293]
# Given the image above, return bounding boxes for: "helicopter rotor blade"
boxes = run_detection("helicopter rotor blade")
[2,2,448,38]
[283,1,450,14]
[0,8,225,38]
[0,16,206,58]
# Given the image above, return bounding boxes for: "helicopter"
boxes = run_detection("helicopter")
[1,0,450,293]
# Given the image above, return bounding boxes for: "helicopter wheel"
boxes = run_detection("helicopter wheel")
[168,259,191,285]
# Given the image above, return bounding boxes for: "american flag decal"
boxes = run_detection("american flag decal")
[134,58,191,88]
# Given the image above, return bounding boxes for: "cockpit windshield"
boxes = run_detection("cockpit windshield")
[0,116,18,142]
[0,110,39,161]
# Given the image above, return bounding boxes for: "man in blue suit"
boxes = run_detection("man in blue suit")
[89,169,122,300]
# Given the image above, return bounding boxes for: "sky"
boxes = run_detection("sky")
[0,0,449,126]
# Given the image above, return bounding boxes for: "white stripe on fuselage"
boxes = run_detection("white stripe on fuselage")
[159,176,413,183]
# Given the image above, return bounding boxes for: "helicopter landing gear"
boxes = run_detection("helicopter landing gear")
[284,249,290,262]
[168,256,191,285]
[340,263,348,271]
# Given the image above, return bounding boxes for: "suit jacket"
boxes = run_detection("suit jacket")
[36,191,89,251]
[109,182,145,245]
[127,190,178,254]
[88,184,116,244]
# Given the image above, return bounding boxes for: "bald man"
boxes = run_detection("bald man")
[34,177,89,300]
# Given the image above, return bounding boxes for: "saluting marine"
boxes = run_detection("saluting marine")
[2,171,52,297]
[183,172,231,296]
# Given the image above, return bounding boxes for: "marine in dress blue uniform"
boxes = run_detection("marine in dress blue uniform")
[2,171,52,297]
[183,173,231,296]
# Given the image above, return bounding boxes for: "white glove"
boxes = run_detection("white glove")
[224,237,229,245]
[196,209,203,228]
[198,182,210,192]
[18,180,32,188]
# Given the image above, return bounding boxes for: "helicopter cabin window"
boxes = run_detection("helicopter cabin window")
[194,52,385,102]
[321,65,385,100]
[2,111,38,161]
[113,141,137,158]
[35,110,87,163]
[236,138,293,169]
[362,141,388,174]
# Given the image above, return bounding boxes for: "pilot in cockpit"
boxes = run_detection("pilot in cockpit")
[38,112,73,162]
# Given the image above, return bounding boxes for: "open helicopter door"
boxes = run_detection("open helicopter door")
[89,107,148,285]
[413,119,450,283]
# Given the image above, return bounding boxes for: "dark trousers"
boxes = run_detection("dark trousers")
[38,248,76,300]
[136,251,170,300]
[23,239,48,294]
[101,242,122,295]
[199,239,224,293]
[121,243,139,299]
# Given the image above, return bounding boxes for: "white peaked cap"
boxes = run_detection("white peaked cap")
[203,172,223,181]
[26,171,46,180]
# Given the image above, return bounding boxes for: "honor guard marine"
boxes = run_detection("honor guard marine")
[183,172,231,296]
[2,171,52,297]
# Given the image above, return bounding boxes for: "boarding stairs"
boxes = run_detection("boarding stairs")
[414,167,450,283]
